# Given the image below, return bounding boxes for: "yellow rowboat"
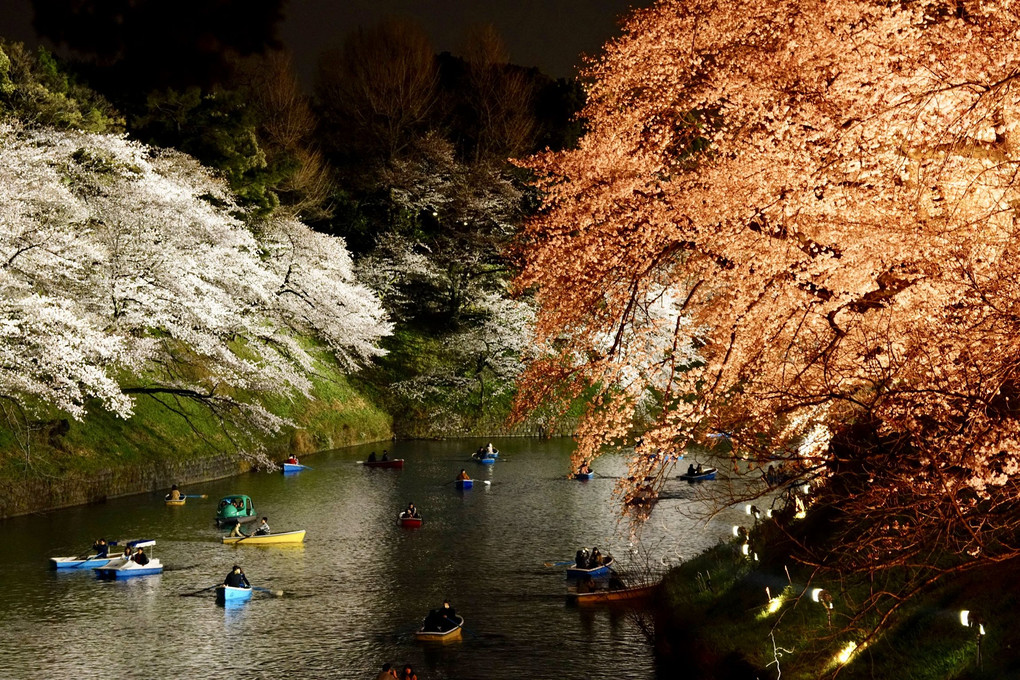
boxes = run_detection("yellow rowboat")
[221,529,306,545]
[568,581,661,605]
[164,498,186,507]
[414,615,464,643]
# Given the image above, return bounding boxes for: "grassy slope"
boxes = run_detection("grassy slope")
[0,345,392,485]
[659,541,1020,679]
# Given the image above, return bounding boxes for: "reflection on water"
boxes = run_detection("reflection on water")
[0,438,743,678]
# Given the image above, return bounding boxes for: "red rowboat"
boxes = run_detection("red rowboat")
[399,514,423,528]
[363,459,404,469]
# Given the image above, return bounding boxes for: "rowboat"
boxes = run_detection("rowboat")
[363,459,404,469]
[49,538,141,570]
[399,515,423,528]
[93,540,162,579]
[455,479,473,490]
[50,554,118,570]
[574,472,594,480]
[216,584,253,604]
[472,454,496,465]
[282,462,307,474]
[221,529,306,545]
[415,615,464,642]
[164,496,186,506]
[565,556,615,580]
[215,494,258,526]
[568,581,660,605]
[679,467,718,482]
[472,449,499,459]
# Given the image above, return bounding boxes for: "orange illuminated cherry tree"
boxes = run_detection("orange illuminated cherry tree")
[513,0,1020,616]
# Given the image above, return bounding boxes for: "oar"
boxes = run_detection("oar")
[180,584,220,597]
[543,560,576,567]
[183,494,207,499]
[73,554,103,569]
[252,585,284,597]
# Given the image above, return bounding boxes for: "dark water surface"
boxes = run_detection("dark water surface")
[0,438,741,679]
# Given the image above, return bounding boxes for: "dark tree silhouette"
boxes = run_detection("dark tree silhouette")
[30,0,283,93]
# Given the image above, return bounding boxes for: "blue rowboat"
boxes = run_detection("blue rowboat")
[455,479,473,490]
[565,556,614,580]
[574,472,594,481]
[50,555,118,570]
[473,456,496,465]
[50,538,142,570]
[679,467,717,482]
[282,463,306,474]
[216,584,253,604]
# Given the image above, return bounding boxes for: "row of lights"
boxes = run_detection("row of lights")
[736,488,985,670]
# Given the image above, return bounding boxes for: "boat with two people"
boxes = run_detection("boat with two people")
[93,539,163,579]
[471,442,499,464]
[215,494,258,527]
[399,503,423,527]
[679,463,718,482]
[471,451,497,464]
[565,547,615,579]
[363,450,405,469]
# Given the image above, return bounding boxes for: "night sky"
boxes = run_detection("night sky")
[0,0,654,84]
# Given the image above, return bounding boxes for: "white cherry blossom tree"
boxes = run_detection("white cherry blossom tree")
[0,122,390,453]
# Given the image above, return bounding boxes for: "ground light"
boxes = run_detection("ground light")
[757,588,786,620]
[959,610,986,669]
[836,641,858,665]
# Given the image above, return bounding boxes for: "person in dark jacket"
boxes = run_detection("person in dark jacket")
[131,547,150,565]
[575,549,588,569]
[224,565,250,588]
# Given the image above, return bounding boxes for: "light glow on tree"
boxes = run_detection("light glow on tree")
[513,0,1020,624]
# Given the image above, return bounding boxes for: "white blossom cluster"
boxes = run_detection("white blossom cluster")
[0,123,390,426]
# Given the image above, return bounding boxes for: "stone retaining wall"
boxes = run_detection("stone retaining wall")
[0,452,255,519]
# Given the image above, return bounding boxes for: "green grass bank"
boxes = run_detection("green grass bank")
[655,540,1020,679]
[0,351,392,519]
